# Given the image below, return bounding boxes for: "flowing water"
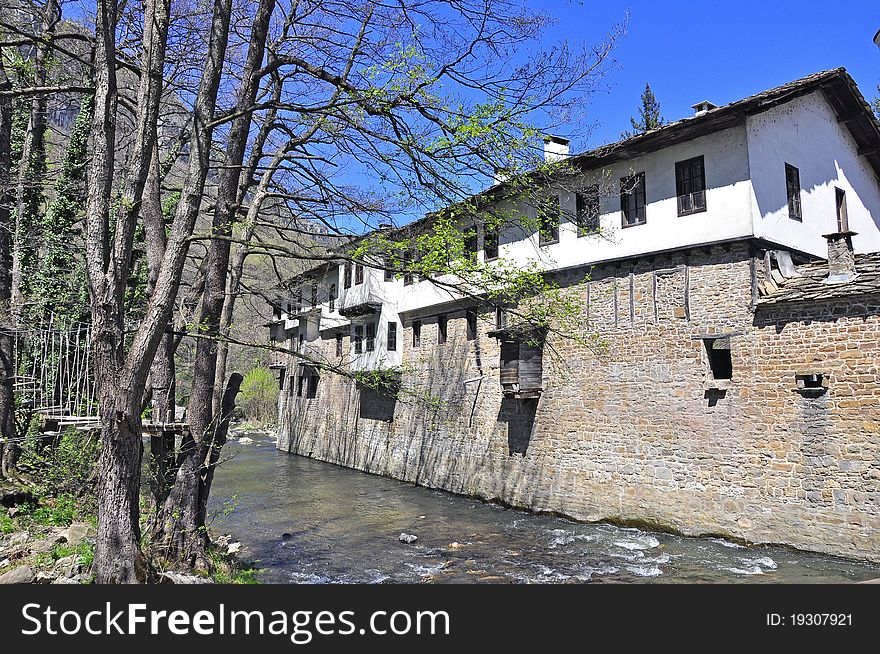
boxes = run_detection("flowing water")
[208,431,880,584]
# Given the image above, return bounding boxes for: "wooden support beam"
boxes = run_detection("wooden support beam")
[857,144,879,157]
[837,112,862,124]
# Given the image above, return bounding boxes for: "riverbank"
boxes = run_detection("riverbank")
[0,482,259,585]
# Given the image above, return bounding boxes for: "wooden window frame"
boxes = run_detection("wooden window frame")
[575,186,601,236]
[343,262,352,289]
[483,223,499,260]
[466,310,477,341]
[675,155,707,216]
[365,322,375,352]
[354,263,364,285]
[387,321,397,352]
[785,163,802,221]
[412,320,421,348]
[620,172,647,228]
[353,325,363,354]
[538,194,560,246]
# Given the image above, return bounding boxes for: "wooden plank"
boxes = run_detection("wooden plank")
[519,343,543,391]
[500,341,519,385]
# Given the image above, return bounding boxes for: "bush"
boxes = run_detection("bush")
[17,429,99,516]
[238,366,278,426]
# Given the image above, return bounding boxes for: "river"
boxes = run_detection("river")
[207,430,880,584]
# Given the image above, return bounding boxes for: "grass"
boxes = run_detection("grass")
[0,512,15,534]
[207,548,261,584]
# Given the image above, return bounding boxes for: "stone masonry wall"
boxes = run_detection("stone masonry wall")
[276,242,880,562]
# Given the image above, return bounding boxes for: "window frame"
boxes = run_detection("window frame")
[343,262,352,289]
[365,322,375,352]
[675,155,707,216]
[437,314,448,345]
[354,263,364,285]
[785,163,802,221]
[483,222,499,260]
[387,321,397,352]
[466,310,477,341]
[412,319,421,348]
[575,186,601,236]
[620,172,647,228]
[538,194,561,246]
[353,325,363,354]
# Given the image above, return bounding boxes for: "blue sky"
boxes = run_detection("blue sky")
[538,0,880,152]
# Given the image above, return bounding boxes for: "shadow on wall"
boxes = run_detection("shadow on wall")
[498,397,538,455]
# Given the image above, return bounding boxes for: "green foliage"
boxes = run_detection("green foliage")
[19,494,86,527]
[238,367,279,425]
[32,94,93,325]
[17,429,99,514]
[0,513,15,534]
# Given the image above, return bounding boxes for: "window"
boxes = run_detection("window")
[311,283,318,307]
[437,314,448,345]
[675,156,706,215]
[575,186,601,235]
[344,262,352,289]
[835,187,849,232]
[621,173,646,227]
[335,333,343,357]
[484,223,499,260]
[412,320,421,348]
[298,333,304,351]
[295,290,302,313]
[384,258,393,281]
[354,325,363,354]
[785,163,801,221]
[366,322,375,352]
[705,338,732,380]
[403,251,414,286]
[466,310,477,341]
[538,195,560,245]
[495,306,507,330]
[387,322,397,351]
[297,374,304,397]
[279,373,285,391]
[355,264,364,285]
[464,231,478,261]
[306,374,318,399]
[329,284,336,311]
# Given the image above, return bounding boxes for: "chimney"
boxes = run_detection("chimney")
[492,167,510,186]
[543,135,570,163]
[691,100,718,116]
[822,231,858,283]
[377,222,393,231]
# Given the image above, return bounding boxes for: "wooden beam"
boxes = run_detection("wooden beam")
[857,144,880,157]
[837,112,862,124]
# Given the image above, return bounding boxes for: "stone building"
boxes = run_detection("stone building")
[267,69,880,561]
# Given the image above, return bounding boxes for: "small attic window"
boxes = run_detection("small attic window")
[704,337,732,380]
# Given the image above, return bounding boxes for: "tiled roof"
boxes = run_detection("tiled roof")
[757,253,880,306]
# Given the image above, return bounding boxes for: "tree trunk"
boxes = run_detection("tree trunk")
[0,54,17,477]
[143,144,176,506]
[157,0,274,565]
